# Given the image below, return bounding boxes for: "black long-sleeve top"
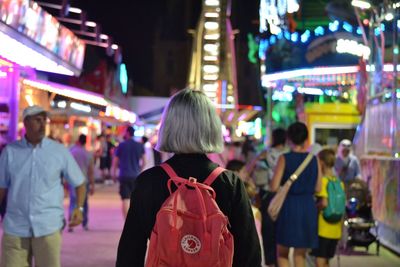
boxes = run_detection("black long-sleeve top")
[116,154,261,267]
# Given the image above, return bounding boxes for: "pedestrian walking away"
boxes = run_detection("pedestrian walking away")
[270,121,322,267]
[116,88,261,267]
[112,126,146,218]
[68,134,95,232]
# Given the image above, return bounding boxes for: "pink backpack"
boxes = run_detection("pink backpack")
[145,163,234,267]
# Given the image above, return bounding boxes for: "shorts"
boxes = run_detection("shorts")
[119,178,137,199]
[310,236,339,259]
[100,157,111,170]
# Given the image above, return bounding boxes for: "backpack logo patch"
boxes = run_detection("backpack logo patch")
[181,235,201,254]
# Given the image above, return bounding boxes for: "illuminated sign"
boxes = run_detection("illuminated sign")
[336,39,370,59]
[119,63,128,94]
[0,0,85,73]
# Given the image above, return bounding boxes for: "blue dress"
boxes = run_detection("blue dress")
[276,152,319,248]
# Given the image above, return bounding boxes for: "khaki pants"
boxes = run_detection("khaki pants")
[0,231,61,267]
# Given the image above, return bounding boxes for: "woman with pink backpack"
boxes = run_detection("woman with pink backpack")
[116,89,261,267]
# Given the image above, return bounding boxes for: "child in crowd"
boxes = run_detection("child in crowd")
[311,148,345,267]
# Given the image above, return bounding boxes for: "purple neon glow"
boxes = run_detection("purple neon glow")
[227,111,235,122]
[0,31,75,76]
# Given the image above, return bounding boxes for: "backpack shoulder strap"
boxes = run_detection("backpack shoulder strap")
[160,162,178,178]
[204,167,225,186]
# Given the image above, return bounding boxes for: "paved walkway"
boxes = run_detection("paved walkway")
[1,184,399,267]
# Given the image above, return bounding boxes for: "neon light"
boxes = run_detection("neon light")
[301,30,310,43]
[283,85,295,93]
[22,79,109,106]
[111,44,119,50]
[203,65,219,73]
[0,32,75,76]
[272,91,293,101]
[71,102,91,113]
[255,118,262,139]
[119,63,128,94]
[203,74,219,80]
[68,7,82,14]
[259,39,269,60]
[343,22,353,32]
[270,36,277,45]
[262,66,359,84]
[284,31,290,40]
[385,12,394,21]
[25,95,34,106]
[314,26,325,36]
[351,0,371,9]
[204,34,220,40]
[336,39,370,59]
[205,12,219,18]
[57,101,67,108]
[356,27,363,35]
[204,22,219,30]
[204,56,218,61]
[204,43,219,53]
[287,0,300,13]
[85,21,97,27]
[291,32,298,42]
[205,0,220,6]
[329,20,339,32]
[297,87,324,95]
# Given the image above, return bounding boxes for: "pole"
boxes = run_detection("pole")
[391,13,399,156]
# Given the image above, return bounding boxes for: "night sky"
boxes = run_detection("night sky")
[70,0,199,93]
[42,0,259,97]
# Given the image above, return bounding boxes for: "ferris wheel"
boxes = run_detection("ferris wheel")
[188,0,238,108]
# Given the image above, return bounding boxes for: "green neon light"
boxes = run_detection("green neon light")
[120,63,128,94]
[247,33,259,64]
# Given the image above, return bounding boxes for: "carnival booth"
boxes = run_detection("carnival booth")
[0,0,85,141]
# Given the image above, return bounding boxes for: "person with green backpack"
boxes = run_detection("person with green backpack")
[311,148,346,267]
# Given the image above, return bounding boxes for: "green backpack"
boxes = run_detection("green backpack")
[323,177,346,223]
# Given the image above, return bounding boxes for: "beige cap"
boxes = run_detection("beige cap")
[22,105,47,120]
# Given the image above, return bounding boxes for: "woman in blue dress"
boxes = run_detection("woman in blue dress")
[270,122,321,267]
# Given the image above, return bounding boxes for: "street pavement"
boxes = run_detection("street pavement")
[1,183,399,267]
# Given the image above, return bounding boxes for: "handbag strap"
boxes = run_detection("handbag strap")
[288,152,314,183]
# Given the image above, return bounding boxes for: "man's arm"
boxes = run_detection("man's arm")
[69,183,86,227]
[0,188,6,207]
[112,156,119,182]
[88,158,95,195]
[140,154,147,172]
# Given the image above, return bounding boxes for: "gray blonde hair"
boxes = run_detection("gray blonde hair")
[156,89,224,153]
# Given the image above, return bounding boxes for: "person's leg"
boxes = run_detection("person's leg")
[32,231,62,267]
[119,180,130,218]
[316,257,329,267]
[277,244,290,267]
[261,192,276,266]
[293,248,307,267]
[1,234,32,267]
[122,199,130,218]
[68,183,77,232]
[120,179,135,218]
[82,183,89,229]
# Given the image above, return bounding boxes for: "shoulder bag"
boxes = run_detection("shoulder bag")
[267,153,314,221]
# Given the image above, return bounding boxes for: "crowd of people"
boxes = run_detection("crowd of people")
[0,89,364,267]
